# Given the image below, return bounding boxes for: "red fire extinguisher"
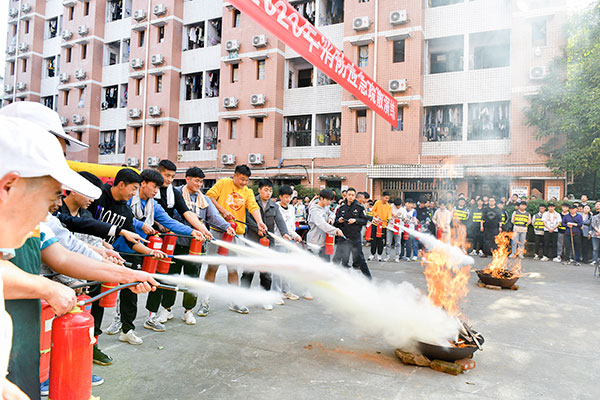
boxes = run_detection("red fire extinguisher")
[365,223,372,241]
[436,228,442,240]
[157,234,177,274]
[217,221,237,255]
[376,222,383,238]
[49,307,95,400]
[259,237,270,247]
[393,218,400,236]
[325,234,335,255]
[403,224,409,240]
[77,294,92,314]
[39,300,54,383]
[98,283,118,308]
[189,238,204,256]
[141,235,163,273]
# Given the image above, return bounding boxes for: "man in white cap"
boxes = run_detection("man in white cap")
[0,115,159,400]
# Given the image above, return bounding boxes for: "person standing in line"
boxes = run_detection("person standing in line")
[554,202,570,262]
[510,201,531,259]
[590,201,600,266]
[562,204,583,265]
[356,192,372,246]
[481,197,502,258]
[384,198,404,262]
[368,192,392,262]
[469,199,485,256]
[307,189,343,262]
[580,204,593,263]
[403,199,419,261]
[541,203,560,261]
[532,203,546,260]
[432,202,452,243]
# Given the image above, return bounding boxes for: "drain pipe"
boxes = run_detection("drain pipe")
[12,0,22,103]
[139,0,152,170]
[369,0,379,195]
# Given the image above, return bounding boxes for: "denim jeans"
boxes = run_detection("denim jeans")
[510,231,527,257]
[592,237,600,263]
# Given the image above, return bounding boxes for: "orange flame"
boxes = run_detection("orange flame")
[482,232,522,278]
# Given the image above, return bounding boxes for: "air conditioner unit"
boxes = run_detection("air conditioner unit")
[21,3,31,13]
[353,17,370,31]
[6,46,16,55]
[128,108,142,119]
[18,42,28,52]
[390,10,408,25]
[60,116,68,126]
[8,8,18,18]
[153,4,167,16]
[78,25,89,36]
[225,40,240,52]
[151,54,164,66]
[4,85,13,93]
[61,30,73,40]
[221,154,235,165]
[223,97,238,108]
[58,72,70,83]
[147,156,159,167]
[250,94,265,106]
[16,82,27,91]
[133,9,147,21]
[389,78,407,92]
[72,114,85,125]
[131,58,144,69]
[74,69,86,80]
[252,35,267,48]
[127,157,140,167]
[248,153,263,165]
[529,66,548,80]
[148,106,161,116]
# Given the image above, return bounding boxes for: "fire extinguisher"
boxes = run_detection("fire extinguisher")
[436,228,442,240]
[98,283,118,308]
[393,218,400,236]
[376,222,383,238]
[39,300,54,383]
[403,224,409,240]
[141,235,163,274]
[157,234,177,274]
[49,307,95,400]
[365,222,372,241]
[259,237,270,247]
[189,237,204,256]
[217,221,237,256]
[77,294,92,314]
[325,234,335,255]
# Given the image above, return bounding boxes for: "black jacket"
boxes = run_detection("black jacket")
[54,202,117,240]
[246,195,288,245]
[88,184,137,246]
[334,200,368,239]
[483,206,502,231]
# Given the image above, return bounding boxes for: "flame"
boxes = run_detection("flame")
[482,232,522,278]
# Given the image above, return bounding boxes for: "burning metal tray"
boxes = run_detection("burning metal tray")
[418,334,485,362]
[475,270,520,288]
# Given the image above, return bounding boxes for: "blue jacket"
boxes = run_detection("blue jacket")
[562,213,583,236]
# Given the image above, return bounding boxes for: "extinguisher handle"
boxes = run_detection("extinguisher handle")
[118,252,175,259]
[78,282,141,306]
[69,281,102,290]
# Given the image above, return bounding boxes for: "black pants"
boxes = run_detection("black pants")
[470,229,484,252]
[534,234,544,257]
[582,236,592,263]
[564,233,582,262]
[333,237,372,279]
[370,234,386,256]
[119,254,143,333]
[544,231,557,259]
[483,227,499,256]
[240,270,272,291]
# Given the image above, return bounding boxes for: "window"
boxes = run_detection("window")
[102,86,118,109]
[203,122,218,150]
[122,39,130,63]
[84,2,89,16]
[470,30,510,70]
[427,35,464,74]
[179,124,202,151]
[288,57,314,88]
[44,57,56,78]
[255,118,264,138]
[107,0,124,22]
[138,30,145,47]
[359,0,369,2]
[207,18,222,46]
[229,120,237,139]
[257,60,266,80]
[358,45,368,68]
[298,69,312,87]
[136,78,142,96]
[42,96,54,110]
[133,127,140,144]
[423,104,463,142]
[78,88,85,107]
[81,44,87,60]
[158,26,165,43]
[317,70,335,86]
[205,70,220,97]
[24,20,29,34]
[233,9,241,27]
[47,18,58,39]
[319,0,344,26]
[284,115,311,147]
[184,22,204,51]
[153,126,160,143]
[105,41,120,65]
[99,129,126,155]
[184,73,203,100]
[428,0,463,7]
[392,107,404,132]
[76,132,83,142]
[467,101,510,140]
[155,76,162,93]
[316,113,341,146]
[66,47,72,63]
[291,0,316,25]
[532,19,547,47]
[393,40,405,63]
[21,59,27,73]
[231,64,239,83]
[9,61,15,76]
[68,6,74,21]
[356,109,367,133]
[64,90,70,106]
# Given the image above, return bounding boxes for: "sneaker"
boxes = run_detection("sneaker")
[156,308,173,324]
[402,257,409,261]
[469,250,477,256]
[394,256,400,262]
[303,291,313,300]
[119,330,143,345]
[283,292,300,300]
[182,310,196,325]
[553,257,561,263]
[197,301,210,317]
[143,317,166,332]
[367,255,375,261]
[591,260,596,266]
[229,304,249,314]
[41,379,49,397]
[574,262,582,266]
[377,256,382,262]
[519,255,524,259]
[105,319,122,335]
[478,250,484,256]
[91,374,104,387]
[274,297,285,306]
[541,256,549,261]
[383,256,390,262]
[263,304,274,311]
[411,256,418,261]
[93,345,113,366]
[533,254,539,260]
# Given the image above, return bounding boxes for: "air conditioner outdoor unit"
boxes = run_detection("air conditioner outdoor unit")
[6,46,15,55]
[75,69,86,80]
[8,8,18,18]
[59,72,70,83]
[21,3,31,13]
[389,78,407,92]
[250,94,265,106]
[223,97,239,108]
[128,108,141,119]
[248,153,263,165]
[225,40,240,52]
[153,4,167,16]
[353,17,370,31]
[252,35,267,48]
[60,116,68,126]
[4,85,13,93]
[131,58,144,69]
[151,54,164,66]
[221,154,235,165]
[61,30,73,40]
[18,42,28,52]
[390,10,408,25]
[72,114,85,125]
[16,82,27,91]
[148,106,161,116]
[127,157,140,167]
[133,9,147,21]
[529,66,548,80]
[147,156,159,167]
[77,25,89,36]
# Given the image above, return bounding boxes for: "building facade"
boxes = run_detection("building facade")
[3,0,567,200]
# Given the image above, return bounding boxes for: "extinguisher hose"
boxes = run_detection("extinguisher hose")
[77,281,191,306]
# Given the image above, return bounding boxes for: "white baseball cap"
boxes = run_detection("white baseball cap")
[0,101,89,152]
[0,116,101,199]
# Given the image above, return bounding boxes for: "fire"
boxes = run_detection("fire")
[482,232,522,278]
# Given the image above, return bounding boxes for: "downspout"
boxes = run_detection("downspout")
[12,0,22,102]
[139,0,152,169]
[369,0,379,194]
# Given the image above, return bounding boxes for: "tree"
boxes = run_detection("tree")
[524,2,600,197]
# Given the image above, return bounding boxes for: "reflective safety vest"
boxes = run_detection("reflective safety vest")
[558,213,568,232]
[533,214,545,232]
[453,207,469,221]
[501,211,507,224]
[471,209,483,223]
[513,212,530,227]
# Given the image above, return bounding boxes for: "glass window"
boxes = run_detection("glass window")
[184,22,204,51]
[356,109,367,133]
[470,30,510,70]
[317,70,335,86]
[255,118,264,138]
[44,57,56,78]
[138,30,145,47]
[229,120,237,139]
[107,0,123,22]
[203,122,218,150]
[117,129,126,154]
[99,130,117,155]
[120,83,128,108]
[316,113,341,146]
[427,36,464,74]
[155,75,162,93]
[392,107,404,131]
[47,18,58,39]
[358,45,368,68]
[81,44,87,59]
[179,124,202,151]
[231,64,239,83]
[532,19,547,47]
[42,96,54,110]
[153,126,160,143]
[105,41,120,66]
[467,101,510,140]
[319,0,344,26]
[205,70,220,97]
[66,47,72,63]
[158,26,165,43]
[184,73,203,100]
[257,60,266,80]
[207,18,222,46]
[284,115,312,147]
[423,104,463,142]
[393,40,405,63]
[233,9,241,27]
[291,0,316,25]
[102,85,118,109]
[428,0,463,7]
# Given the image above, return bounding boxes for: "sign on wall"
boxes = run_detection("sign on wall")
[511,186,529,198]
[227,0,399,125]
[547,186,561,201]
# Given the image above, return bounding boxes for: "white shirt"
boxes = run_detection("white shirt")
[542,211,561,232]
[276,203,301,240]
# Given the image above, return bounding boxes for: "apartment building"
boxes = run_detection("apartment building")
[2,0,568,200]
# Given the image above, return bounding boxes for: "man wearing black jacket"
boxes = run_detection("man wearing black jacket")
[481,197,503,258]
[333,188,371,279]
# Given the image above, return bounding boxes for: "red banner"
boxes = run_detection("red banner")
[227,0,398,125]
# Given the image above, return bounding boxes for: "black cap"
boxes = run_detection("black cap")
[569,203,577,209]
[548,202,555,207]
